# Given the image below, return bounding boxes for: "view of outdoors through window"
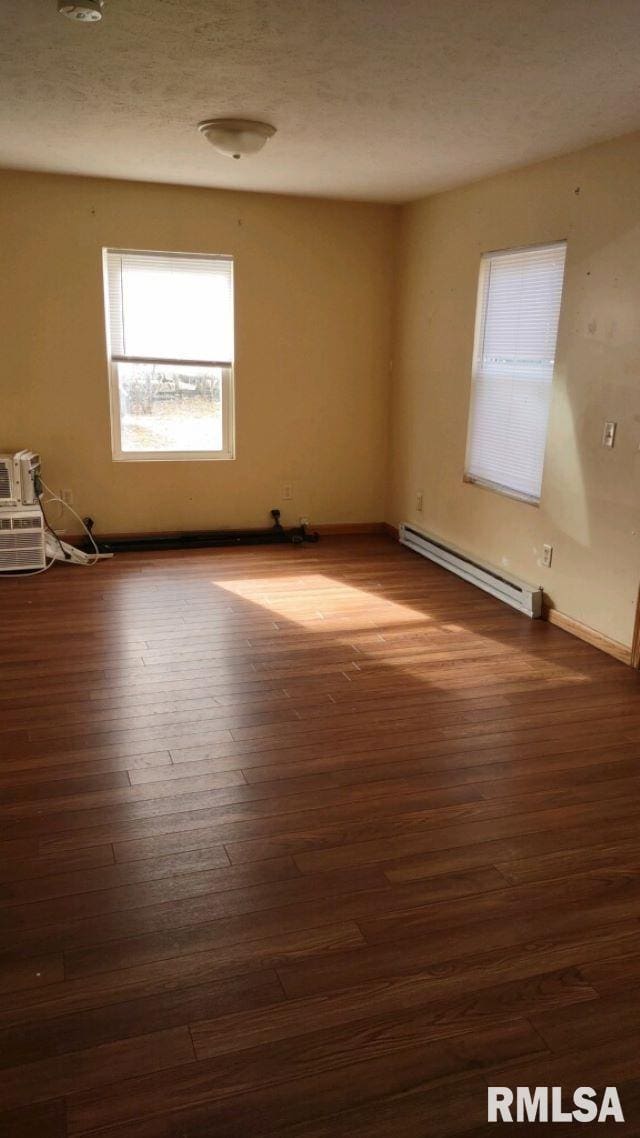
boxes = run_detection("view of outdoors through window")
[117,362,224,452]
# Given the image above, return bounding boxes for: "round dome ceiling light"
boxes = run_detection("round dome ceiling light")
[198,119,276,160]
[58,0,104,21]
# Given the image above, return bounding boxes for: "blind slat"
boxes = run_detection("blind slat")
[104,249,234,365]
[466,241,566,501]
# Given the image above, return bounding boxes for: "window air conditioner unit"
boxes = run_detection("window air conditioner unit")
[0,507,46,572]
[0,451,41,507]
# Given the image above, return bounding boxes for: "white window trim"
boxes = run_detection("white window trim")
[463,239,566,505]
[103,248,236,463]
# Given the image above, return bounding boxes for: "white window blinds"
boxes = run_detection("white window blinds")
[465,241,566,503]
[104,250,234,365]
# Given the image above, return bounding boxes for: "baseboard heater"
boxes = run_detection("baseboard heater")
[398,523,543,618]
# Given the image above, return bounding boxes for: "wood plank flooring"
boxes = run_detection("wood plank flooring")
[1,534,639,1136]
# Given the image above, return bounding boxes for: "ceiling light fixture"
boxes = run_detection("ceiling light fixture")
[58,0,104,22]
[198,119,276,160]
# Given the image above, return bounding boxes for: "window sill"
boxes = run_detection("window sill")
[463,474,540,507]
[112,451,235,463]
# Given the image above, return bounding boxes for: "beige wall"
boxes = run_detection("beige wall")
[0,170,397,533]
[4,140,640,650]
[388,132,640,650]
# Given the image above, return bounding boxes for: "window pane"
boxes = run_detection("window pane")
[105,251,234,364]
[467,376,552,498]
[119,257,233,362]
[116,363,225,453]
[479,249,565,379]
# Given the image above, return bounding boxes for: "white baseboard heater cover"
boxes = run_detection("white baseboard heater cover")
[399,523,543,619]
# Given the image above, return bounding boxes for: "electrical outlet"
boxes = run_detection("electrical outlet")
[602,421,617,448]
[541,543,553,568]
[281,483,293,501]
[60,488,74,506]
[299,515,310,527]
[416,490,424,512]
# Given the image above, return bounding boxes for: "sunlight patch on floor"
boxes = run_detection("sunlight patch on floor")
[214,573,431,630]
[212,572,589,687]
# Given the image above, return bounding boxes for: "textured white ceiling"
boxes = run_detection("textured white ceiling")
[1,0,640,202]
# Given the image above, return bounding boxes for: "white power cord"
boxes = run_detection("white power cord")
[40,480,101,566]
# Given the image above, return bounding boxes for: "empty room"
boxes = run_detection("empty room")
[1,0,640,1134]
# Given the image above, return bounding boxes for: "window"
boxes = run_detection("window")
[464,241,566,503]
[103,249,234,460]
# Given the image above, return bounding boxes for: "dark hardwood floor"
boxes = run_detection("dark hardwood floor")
[1,534,639,1136]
